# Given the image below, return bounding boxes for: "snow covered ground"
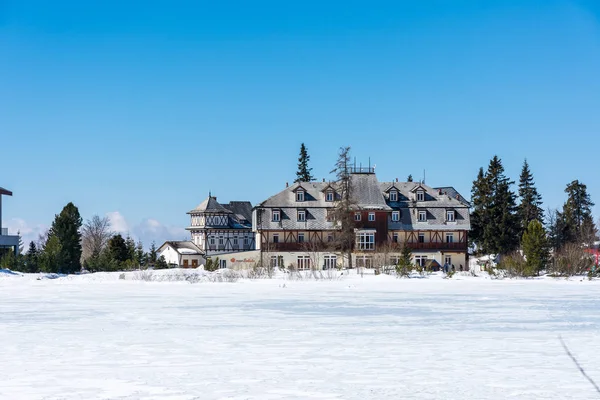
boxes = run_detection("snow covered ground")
[1,270,599,399]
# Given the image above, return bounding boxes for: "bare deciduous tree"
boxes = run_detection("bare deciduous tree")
[81,215,113,261]
[330,146,355,270]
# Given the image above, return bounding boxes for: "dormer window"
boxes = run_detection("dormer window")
[272,210,280,222]
[392,211,400,222]
[418,210,427,222]
[368,212,375,221]
[446,210,455,222]
[296,190,305,202]
[297,210,306,222]
[417,190,425,202]
[326,190,334,202]
[390,190,398,202]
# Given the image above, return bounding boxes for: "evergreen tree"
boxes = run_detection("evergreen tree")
[521,220,550,275]
[470,167,489,252]
[395,244,413,277]
[25,241,39,273]
[295,143,314,182]
[561,180,595,245]
[125,235,136,261]
[407,175,413,182]
[471,156,519,255]
[155,255,168,270]
[48,202,83,274]
[39,235,62,273]
[108,234,129,264]
[517,160,544,237]
[148,241,158,265]
[135,240,145,268]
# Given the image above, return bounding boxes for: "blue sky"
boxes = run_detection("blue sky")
[1,0,599,247]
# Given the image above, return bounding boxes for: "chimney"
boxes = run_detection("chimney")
[323,178,325,182]
[286,182,289,188]
[438,189,443,195]
[396,178,398,182]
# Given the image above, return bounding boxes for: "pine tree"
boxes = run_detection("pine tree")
[48,202,83,274]
[561,180,595,245]
[521,220,550,275]
[517,160,544,238]
[26,241,39,273]
[472,156,519,255]
[125,235,136,261]
[295,143,314,183]
[470,167,489,252]
[39,235,62,273]
[148,241,158,265]
[135,240,145,268]
[108,234,129,265]
[395,244,413,277]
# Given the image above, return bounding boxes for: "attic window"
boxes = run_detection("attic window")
[296,190,305,202]
[326,190,334,202]
[446,210,455,222]
[390,190,398,202]
[418,210,427,222]
[392,211,400,222]
[272,210,280,222]
[297,210,306,222]
[417,190,425,202]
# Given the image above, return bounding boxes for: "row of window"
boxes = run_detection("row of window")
[295,188,428,204]
[272,233,336,243]
[272,209,456,222]
[270,255,338,270]
[207,236,250,246]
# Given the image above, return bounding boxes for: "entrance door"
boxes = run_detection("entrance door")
[191,259,198,268]
[183,259,189,268]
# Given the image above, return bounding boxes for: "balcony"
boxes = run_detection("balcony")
[406,242,467,251]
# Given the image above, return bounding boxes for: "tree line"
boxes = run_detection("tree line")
[471,156,597,276]
[0,203,168,274]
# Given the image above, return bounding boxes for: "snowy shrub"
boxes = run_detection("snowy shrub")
[497,252,537,278]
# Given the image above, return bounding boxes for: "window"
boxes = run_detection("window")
[392,211,400,222]
[326,209,334,222]
[324,255,337,269]
[354,212,361,221]
[390,190,398,202]
[446,233,454,243]
[244,236,249,245]
[418,211,427,222]
[390,256,400,265]
[418,233,425,243]
[446,210,455,222]
[297,256,311,270]
[415,255,427,267]
[356,232,375,250]
[233,236,238,245]
[417,190,425,201]
[445,256,452,266]
[326,190,334,202]
[273,234,279,243]
[393,233,399,243]
[356,256,373,268]
[209,236,215,245]
[298,233,305,243]
[270,255,282,268]
[296,190,305,202]
[272,210,280,222]
[368,212,375,221]
[327,233,334,242]
[218,236,224,245]
[219,259,227,269]
[297,210,306,222]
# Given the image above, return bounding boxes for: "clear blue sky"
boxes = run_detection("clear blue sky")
[2,0,599,247]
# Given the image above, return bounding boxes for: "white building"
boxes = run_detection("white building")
[0,187,19,257]
[158,194,255,268]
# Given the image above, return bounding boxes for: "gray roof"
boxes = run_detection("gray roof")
[223,201,253,222]
[434,186,470,206]
[158,240,204,255]
[255,174,470,231]
[188,196,233,215]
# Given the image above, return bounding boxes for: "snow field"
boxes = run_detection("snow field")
[1,271,599,399]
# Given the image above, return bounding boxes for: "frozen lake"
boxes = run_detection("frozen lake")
[1,272,599,399]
